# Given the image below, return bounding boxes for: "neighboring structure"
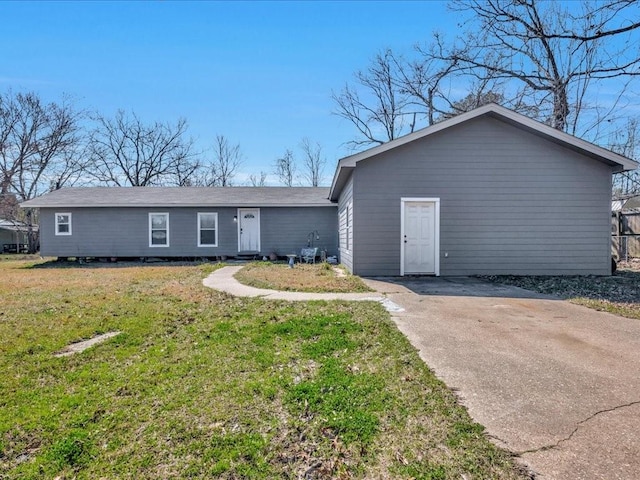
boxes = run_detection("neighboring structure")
[21,104,638,275]
[0,218,31,253]
[330,104,637,276]
[612,194,640,260]
[20,187,337,259]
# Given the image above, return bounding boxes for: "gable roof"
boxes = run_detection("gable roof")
[329,103,639,200]
[20,187,333,208]
[0,218,37,232]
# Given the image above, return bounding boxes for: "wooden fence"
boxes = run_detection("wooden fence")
[612,211,640,260]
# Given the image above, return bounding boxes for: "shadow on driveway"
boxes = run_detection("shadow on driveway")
[365,275,556,299]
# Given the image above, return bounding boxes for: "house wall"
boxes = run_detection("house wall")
[351,116,614,276]
[337,172,354,271]
[39,206,337,258]
[0,228,27,246]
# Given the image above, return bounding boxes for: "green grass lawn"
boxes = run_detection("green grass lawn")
[1,259,526,479]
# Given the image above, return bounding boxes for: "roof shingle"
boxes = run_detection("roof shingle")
[21,187,334,208]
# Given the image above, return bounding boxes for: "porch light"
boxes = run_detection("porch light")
[233,215,238,222]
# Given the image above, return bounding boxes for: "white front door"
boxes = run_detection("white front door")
[238,208,260,252]
[402,199,439,275]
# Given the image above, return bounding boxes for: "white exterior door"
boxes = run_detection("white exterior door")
[238,208,260,252]
[402,199,439,275]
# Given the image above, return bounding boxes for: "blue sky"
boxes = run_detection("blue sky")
[1,1,454,185]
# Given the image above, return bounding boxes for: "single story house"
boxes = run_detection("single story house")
[0,218,32,253]
[21,104,638,275]
[20,187,338,260]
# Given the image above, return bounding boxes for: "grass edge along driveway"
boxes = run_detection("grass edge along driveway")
[1,260,528,479]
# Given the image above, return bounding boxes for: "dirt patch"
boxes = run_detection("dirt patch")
[480,264,640,320]
[481,268,640,303]
[54,331,122,357]
[332,266,347,278]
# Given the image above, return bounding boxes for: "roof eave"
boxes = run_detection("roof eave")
[328,104,638,197]
[329,164,355,201]
[20,202,336,208]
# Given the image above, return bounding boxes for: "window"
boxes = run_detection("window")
[339,202,352,253]
[55,213,72,236]
[346,203,352,251]
[149,213,169,247]
[198,212,218,247]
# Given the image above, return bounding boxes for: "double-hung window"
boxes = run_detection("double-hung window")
[149,213,169,247]
[55,213,72,236]
[198,212,218,247]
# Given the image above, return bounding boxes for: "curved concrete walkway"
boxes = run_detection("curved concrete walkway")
[202,265,404,311]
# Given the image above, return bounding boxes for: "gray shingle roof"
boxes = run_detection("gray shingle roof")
[20,187,334,208]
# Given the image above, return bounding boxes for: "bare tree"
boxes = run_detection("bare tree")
[332,49,411,148]
[0,90,83,251]
[332,46,506,146]
[248,171,268,186]
[0,91,83,198]
[87,110,198,186]
[439,91,505,120]
[443,0,640,134]
[202,135,242,187]
[610,118,640,195]
[274,149,297,186]
[299,138,326,186]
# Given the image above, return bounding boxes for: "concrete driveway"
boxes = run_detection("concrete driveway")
[363,276,640,480]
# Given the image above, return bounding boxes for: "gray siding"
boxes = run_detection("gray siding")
[39,206,337,258]
[0,228,27,246]
[352,116,614,276]
[337,172,354,272]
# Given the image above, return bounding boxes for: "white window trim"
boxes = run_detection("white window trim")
[149,212,170,248]
[55,212,72,236]
[400,197,440,276]
[197,212,218,247]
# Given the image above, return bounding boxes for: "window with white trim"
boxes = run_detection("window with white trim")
[55,213,72,236]
[198,212,218,247]
[149,213,169,247]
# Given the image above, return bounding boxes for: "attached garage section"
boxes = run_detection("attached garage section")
[330,104,637,277]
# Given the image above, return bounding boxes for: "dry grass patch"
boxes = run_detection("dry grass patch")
[481,264,640,320]
[1,259,527,479]
[234,261,373,293]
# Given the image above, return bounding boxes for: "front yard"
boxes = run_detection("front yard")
[0,259,526,479]
[234,261,373,293]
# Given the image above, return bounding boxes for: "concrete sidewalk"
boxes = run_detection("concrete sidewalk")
[202,266,404,312]
[203,267,640,479]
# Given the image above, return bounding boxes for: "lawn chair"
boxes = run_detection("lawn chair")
[299,247,318,264]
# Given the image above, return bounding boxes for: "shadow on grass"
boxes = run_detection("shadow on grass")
[24,258,226,270]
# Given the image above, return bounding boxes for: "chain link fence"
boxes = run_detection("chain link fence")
[612,236,640,261]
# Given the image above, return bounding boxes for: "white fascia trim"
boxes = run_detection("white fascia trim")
[332,104,638,173]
